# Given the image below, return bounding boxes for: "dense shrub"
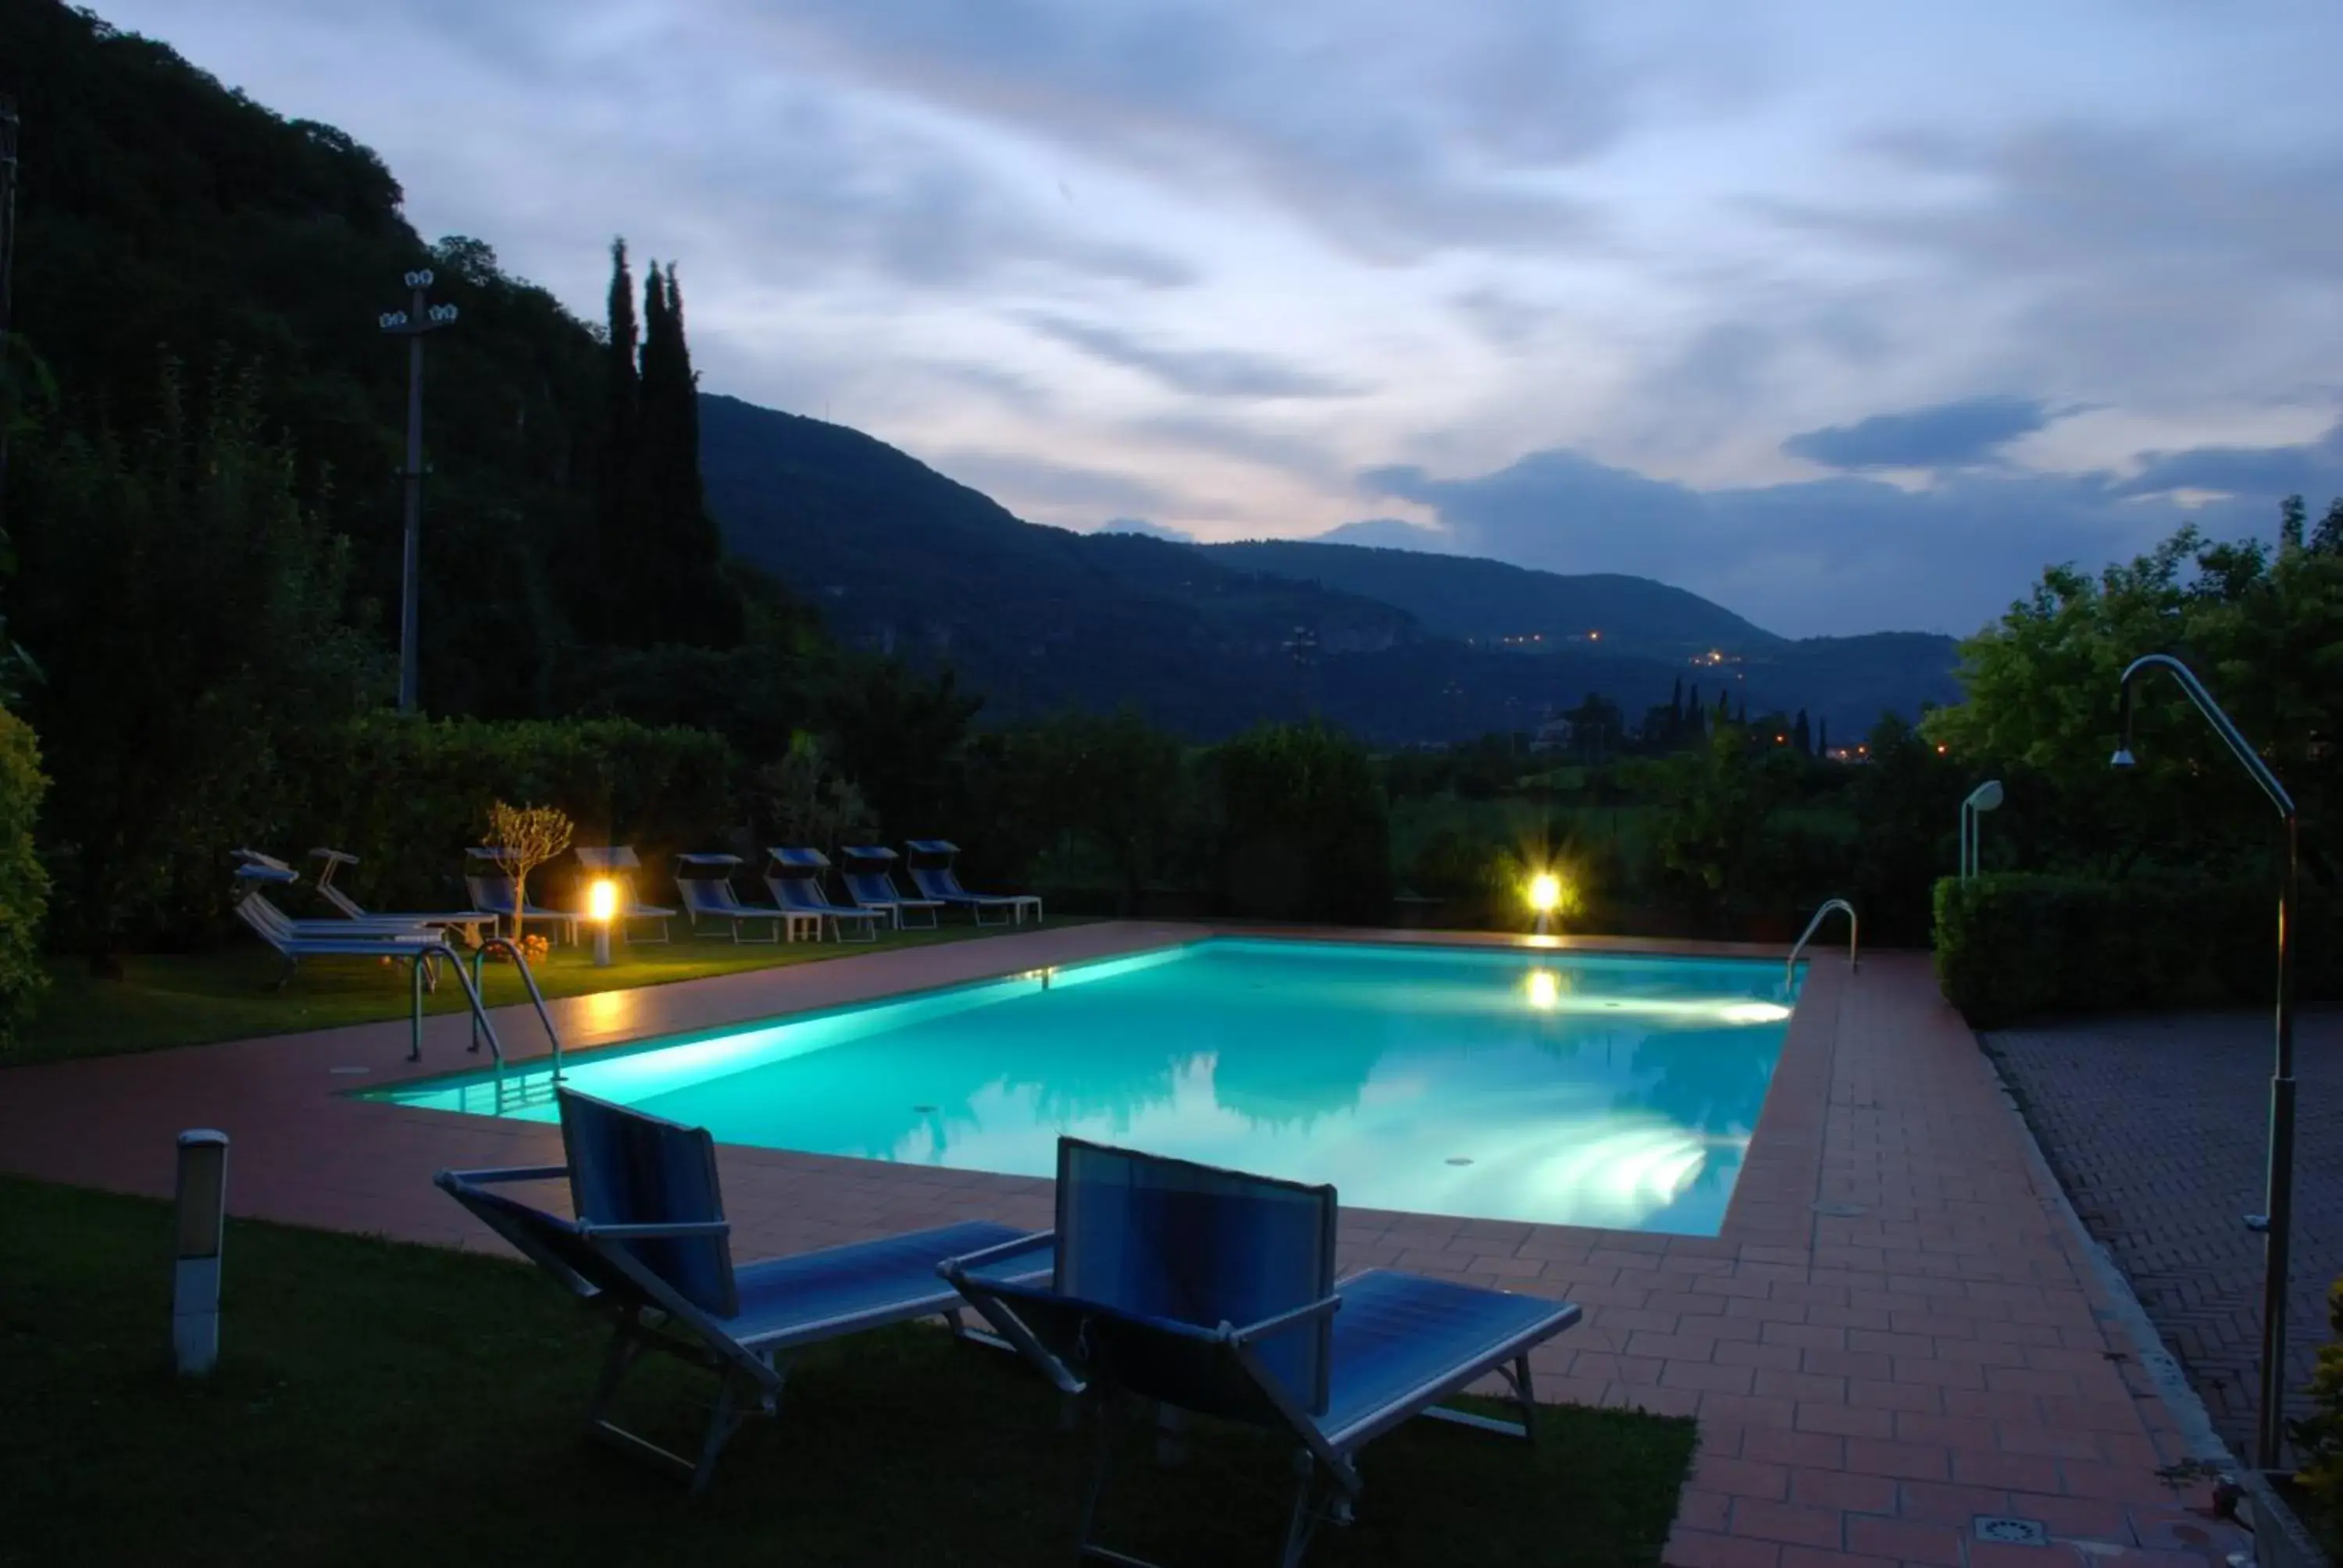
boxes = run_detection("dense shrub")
[2292,1279,2343,1546]
[0,711,52,1044]
[277,714,739,916]
[1207,722,1392,925]
[1933,871,2339,1029]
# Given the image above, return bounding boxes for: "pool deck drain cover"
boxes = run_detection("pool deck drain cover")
[911,1104,937,1114]
[1445,1157,1475,1166]
[1973,1516,2049,1545]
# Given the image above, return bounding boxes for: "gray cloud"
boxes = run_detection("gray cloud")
[2113,420,2343,499]
[729,1,1762,262]
[1360,440,2334,638]
[1025,315,1361,399]
[930,449,1189,518]
[1783,395,2056,471]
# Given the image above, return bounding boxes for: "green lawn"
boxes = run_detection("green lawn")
[16,921,1089,1066]
[1,1177,1696,1566]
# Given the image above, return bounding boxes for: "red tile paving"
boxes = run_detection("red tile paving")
[0,924,2259,1566]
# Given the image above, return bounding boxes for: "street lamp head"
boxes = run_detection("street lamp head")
[1967,779,2006,812]
[2109,747,2136,770]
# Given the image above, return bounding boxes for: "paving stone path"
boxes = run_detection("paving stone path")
[1988,1006,2343,1461]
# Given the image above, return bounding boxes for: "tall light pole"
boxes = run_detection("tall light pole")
[1960,779,2004,880]
[0,94,21,536]
[2112,652,2298,1474]
[376,269,458,714]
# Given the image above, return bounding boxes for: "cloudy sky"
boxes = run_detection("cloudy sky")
[93,0,2343,637]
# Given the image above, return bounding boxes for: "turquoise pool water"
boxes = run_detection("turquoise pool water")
[371,939,1802,1235]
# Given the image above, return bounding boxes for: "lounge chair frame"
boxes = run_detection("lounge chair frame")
[940,1142,1578,1567]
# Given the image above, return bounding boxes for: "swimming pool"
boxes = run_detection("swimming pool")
[371,938,1803,1235]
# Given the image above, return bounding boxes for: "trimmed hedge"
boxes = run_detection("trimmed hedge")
[279,715,740,915]
[1933,872,2343,1030]
[0,710,50,1044]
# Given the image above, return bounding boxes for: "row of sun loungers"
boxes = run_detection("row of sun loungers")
[439,1091,1580,1564]
[231,841,1041,976]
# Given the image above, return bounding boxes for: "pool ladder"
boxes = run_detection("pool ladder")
[1787,899,1857,985]
[392,935,566,1078]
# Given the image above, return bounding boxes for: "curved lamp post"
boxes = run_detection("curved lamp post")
[2112,652,2298,1474]
[377,270,458,714]
[1960,779,2005,880]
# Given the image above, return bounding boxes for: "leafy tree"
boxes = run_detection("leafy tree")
[1639,728,1798,929]
[483,800,574,940]
[2317,498,2343,556]
[16,358,384,960]
[1925,515,2343,877]
[1208,720,1391,923]
[1018,707,1187,912]
[826,657,982,839]
[756,732,875,856]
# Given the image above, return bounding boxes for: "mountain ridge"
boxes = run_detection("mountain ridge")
[699,394,1962,739]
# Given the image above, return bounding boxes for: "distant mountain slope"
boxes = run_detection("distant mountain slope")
[699,392,1960,740]
[1204,539,1785,659]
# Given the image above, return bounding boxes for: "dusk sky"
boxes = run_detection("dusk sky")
[87,0,2343,639]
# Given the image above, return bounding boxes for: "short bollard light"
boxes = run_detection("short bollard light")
[588,876,618,968]
[172,1129,229,1377]
[1527,872,1562,936]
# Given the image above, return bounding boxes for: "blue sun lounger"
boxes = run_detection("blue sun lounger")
[465,847,578,945]
[839,846,943,930]
[764,848,884,943]
[904,839,1043,925]
[940,1139,1581,1566]
[672,853,793,943]
[435,1088,1055,1494]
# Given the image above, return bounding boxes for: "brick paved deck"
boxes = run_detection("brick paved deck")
[1990,1006,2343,1464]
[0,925,2257,1566]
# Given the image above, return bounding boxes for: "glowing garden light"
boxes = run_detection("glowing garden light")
[587,876,618,968]
[1527,871,1563,935]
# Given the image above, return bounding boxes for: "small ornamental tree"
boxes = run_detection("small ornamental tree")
[483,800,573,939]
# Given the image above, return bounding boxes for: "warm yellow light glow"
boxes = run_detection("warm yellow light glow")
[1525,969,1561,1010]
[1528,873,1562,914]
[587,878,618,924]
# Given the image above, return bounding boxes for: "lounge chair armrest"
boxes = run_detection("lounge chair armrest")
[1228,1292,1343,1347]
[936,1228,1054,1281]
[576,1219,733,1241]
[440,1163,572,1187]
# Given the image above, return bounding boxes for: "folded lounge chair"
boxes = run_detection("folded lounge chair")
[763,848,885,943]
[940,1138,1581,1567]
[233,853,458,986]
[433,1087,1055,1493]
[573,846,676,944]
[673,853,794,943]
[465,847,579,945]
[904,839,1043,926]
[307,849,490,946]
[838,846,943,930]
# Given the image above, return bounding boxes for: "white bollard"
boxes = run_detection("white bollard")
[172,1129,229,1377]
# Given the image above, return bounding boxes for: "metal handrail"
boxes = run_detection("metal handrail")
[1787,899,1857,984]
[405,939,502,1067]
[469,936,567,1081]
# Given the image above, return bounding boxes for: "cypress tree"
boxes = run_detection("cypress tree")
[2281,494,2307,554]
[1671,675,1683,716]
[594,237,640,643]
[2317,497,2343,555]
[1793,708,1811,755]
[633,262,740,647]
[1817,718,1829,757]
